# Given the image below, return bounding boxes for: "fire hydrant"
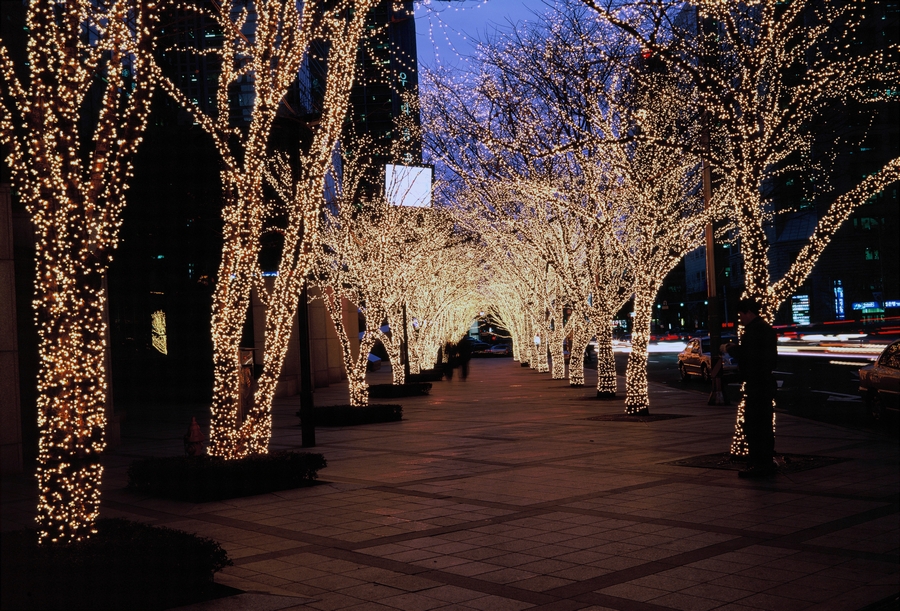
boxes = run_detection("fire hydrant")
[184,417,204,456]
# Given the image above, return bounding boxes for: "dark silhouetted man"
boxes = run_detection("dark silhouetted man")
[726,298,778,478]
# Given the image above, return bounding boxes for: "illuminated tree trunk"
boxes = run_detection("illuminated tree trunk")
[406,318,421,374]
[33,255,108,543]
[549,310,566,379]
[524,318,536,368]
[351,334,376,406]
[510,316,527,362]
[208,200,260,457]
[625,280,659,415]
[593,316,617,398]
[568,321,590,387]
[734,186,774,312]
[155,0,375,458]
[517,327,529,362]
[243,268,311,453]
[381,330,405,385]
[723,188,778,453]
[426,332,440,371]
[320,288,369,406]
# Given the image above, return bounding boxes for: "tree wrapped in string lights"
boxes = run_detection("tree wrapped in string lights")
[403,247,483,375]
[312,146,465,403]
[481,276,525,359]
[0,0,158,543]
[448,185,587,383]
[582,0,898,439]
[606,132,710,414]
[154,0,376,457]
[425,2,712,410]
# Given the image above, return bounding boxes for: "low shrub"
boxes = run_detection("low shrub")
[1,518,233,610]
[300,403,403,427]
[127,451,326,502]
[369,382,431,398]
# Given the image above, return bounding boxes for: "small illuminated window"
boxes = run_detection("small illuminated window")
[151,311,168,355]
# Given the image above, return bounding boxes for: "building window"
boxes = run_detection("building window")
[854,217,879,230]
[865,248,880,260]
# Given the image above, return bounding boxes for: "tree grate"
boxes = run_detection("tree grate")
[663,452,849,473]
[584,413,691,422]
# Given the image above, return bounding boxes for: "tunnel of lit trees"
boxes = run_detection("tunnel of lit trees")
[1,0,896,543]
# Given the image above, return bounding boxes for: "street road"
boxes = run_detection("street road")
[611,347,898,432]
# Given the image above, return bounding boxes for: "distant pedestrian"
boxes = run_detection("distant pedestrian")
[459,340,472,380]
[726,298,778,478]
[443,342,457,380]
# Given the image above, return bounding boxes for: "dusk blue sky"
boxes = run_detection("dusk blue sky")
[414,0,553,70]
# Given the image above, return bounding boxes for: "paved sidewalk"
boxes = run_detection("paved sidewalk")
[3,358,898,611]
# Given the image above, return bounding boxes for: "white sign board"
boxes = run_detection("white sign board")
[385,164,432,208]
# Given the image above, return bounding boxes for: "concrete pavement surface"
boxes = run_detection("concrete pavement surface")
[2,358,898,611]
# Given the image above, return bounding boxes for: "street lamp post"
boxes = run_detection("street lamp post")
[298,280,315,447]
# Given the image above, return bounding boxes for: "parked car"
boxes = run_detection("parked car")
[651,332,682,342]
[488,344,511,356]
[859,339,900,420]
[677,337,738,382]
[461,339,491,355]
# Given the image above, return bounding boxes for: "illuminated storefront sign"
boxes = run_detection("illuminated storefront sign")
[792,294,810,325]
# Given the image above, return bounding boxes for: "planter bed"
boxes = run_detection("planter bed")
[368,382,431,398]
[127,451,326,503]
[407,369,444,383]
[300,403,403,427]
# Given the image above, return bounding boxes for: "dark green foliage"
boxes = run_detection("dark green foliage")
[127,451,326,502]
[1,518,234,610]
[300,403,402,427]
[368,382,431,398]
